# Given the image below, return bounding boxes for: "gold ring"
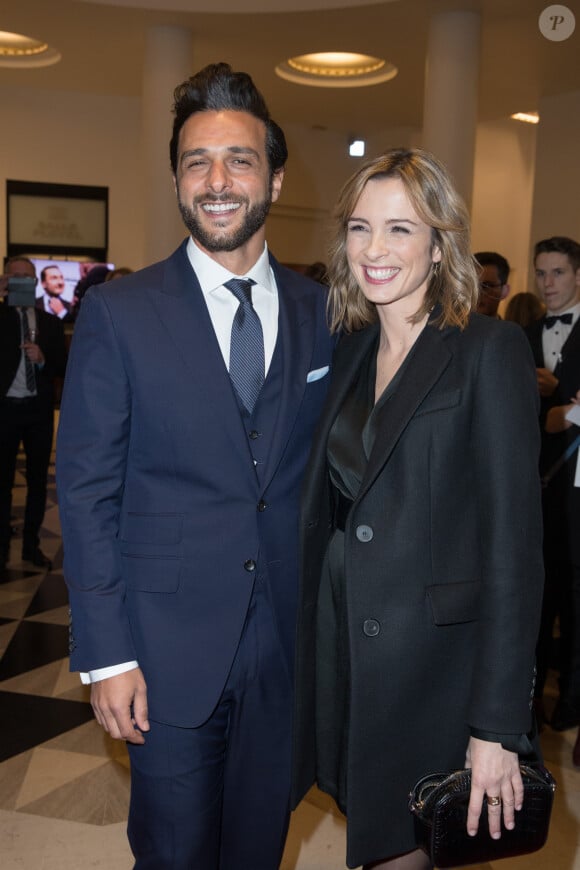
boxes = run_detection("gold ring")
[487,795,502,807]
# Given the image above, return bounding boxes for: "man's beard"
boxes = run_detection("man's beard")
[177,187,272,253]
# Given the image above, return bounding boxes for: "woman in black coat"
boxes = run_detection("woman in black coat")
[291,148,544,869]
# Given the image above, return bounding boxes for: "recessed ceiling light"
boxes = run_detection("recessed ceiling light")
[0,30,61,68]
[276,52,397,88]
[510,111,540,124]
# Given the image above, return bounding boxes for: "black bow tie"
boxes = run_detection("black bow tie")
[545,313,574,329]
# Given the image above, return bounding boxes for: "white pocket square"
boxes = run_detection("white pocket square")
[306,365,330,383]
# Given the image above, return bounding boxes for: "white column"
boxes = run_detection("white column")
[142,26,192,263]
[422,11,480,211]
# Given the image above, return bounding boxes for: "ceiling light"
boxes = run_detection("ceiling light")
[349,139,366,157]
[0,30,61,68]
[276,52,397,88]
[510,111,540,124]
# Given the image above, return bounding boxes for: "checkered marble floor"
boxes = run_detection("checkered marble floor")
[2,444,580,869]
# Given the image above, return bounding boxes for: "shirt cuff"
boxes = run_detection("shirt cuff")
[80,660,139,684]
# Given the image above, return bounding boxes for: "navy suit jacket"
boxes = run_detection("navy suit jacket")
[56,240,334,727]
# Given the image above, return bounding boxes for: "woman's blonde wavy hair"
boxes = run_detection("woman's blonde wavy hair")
[327,148,479,334]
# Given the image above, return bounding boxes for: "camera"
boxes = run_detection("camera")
[7,276,37,307]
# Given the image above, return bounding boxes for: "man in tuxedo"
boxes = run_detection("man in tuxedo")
[525,236,580,732]
[0,257,67,570]
[36,265,73,320]
[474,250,510,318]
[56,63,333,869]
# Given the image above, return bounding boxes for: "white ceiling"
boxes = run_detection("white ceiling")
[2,0,579,136]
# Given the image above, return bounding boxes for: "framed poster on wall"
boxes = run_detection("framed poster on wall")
[6,179,108,261]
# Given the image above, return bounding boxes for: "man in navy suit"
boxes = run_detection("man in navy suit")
[526,236,580,733]
[57,63,333,869]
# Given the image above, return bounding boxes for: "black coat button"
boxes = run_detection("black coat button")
[356,524,374,542]
[249,430,260,440]
[363,618,380,637]
[257,500,267,512]
[244,559,256,572]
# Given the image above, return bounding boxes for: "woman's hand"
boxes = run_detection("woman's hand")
[464,736,523,839]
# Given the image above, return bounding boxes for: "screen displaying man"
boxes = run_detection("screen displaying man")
[37,265,73,320]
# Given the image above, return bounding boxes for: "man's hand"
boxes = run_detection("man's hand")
[21,340,45,366]
[90,668,149,744]
[48,296,66,315]
[465,736,523,839]
[536,367,559,398]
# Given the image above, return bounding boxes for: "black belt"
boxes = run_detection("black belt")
[333,489,354,532]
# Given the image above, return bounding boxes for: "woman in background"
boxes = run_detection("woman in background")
[504,291,545,328]
[291,148,544,870]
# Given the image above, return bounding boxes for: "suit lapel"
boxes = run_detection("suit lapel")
[145,242,258,480]
[259,258,317,489]
[557,316,580,373]
[358,323,452,501]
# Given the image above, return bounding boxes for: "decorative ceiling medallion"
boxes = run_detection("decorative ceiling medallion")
[276,52,397,88]
[0,31,61,68]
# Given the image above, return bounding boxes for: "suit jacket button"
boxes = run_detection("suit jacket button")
[249,430,260,440]
[257,500,267,512]
[363,618,380,637]
[244,559,256,572]
[356,524,374,542]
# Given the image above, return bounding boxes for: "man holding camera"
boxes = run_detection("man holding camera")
[0,256,67,571]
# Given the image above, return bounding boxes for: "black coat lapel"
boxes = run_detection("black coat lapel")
[359,323,452,501]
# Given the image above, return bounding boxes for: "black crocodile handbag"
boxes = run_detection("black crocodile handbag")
[408,764,556,868]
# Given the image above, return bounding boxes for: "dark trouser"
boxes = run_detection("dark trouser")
[127,582,293,870]
[0,397,53,554]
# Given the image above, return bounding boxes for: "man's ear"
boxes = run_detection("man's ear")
[271,168,285,204]
[501,283,510,301]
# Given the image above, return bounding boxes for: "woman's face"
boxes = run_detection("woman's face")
[346,176,441,316]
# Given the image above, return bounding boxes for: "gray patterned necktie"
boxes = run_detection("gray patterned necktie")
[225,278,264,413]
[20,309,37,393]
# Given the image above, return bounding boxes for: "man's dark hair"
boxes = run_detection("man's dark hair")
[169,62,287,176]
[5,255,35,272]
[534,236,580,272]
[474,251,510,285]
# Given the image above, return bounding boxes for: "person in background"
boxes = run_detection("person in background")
[304,261,329,284]
[0,256,67,570]
[474,250,511,318]
[56,63,333,870]
[36,265,73,320]
[105,266,133,281]
[291,148,543,870]
[526,236,580,734]
[504,291,545,329]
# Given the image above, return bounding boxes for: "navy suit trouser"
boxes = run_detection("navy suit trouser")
[127,576,293,870]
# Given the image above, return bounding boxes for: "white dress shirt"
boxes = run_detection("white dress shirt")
[80,238,280,684]
[542,302,580,372]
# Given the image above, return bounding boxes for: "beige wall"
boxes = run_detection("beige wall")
[1,82,574,288]
[528,90,580,287]
[0,85,145,271]
[471,118,537,312]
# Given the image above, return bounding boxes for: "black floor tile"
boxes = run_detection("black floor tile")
[0,621,69,680]
[0,691,94,761]
[26,574,69,616]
